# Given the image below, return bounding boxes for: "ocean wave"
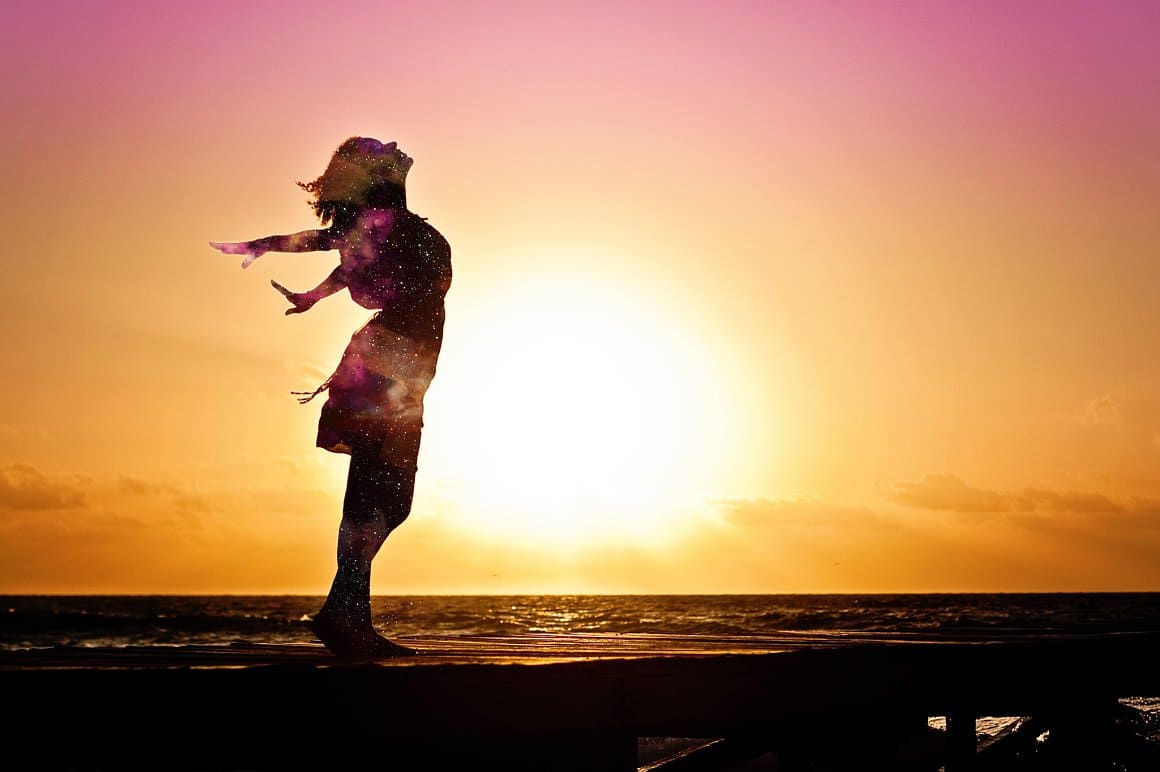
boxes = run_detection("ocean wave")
[3,594,1160,650]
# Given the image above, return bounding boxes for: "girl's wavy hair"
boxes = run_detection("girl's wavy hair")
[298,137,408,229]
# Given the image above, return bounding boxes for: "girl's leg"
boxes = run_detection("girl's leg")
[314,444,417,655]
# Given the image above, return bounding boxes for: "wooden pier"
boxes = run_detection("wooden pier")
[2,632,1159,770]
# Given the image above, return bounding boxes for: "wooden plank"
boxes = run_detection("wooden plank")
[2,634,1159,769]
[637,737,777,772]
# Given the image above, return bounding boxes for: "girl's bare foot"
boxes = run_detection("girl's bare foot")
[311,611,416,658]
[368,634,417,657]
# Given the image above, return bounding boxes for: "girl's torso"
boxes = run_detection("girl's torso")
[337,208,452,339]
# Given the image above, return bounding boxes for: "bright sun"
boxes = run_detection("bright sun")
[422,271,733,548]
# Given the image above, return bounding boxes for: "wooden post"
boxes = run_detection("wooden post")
[1038,695,1121,767]
[945,704,976,771]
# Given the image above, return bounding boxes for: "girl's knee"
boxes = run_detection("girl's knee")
[378,467,416,531]
[344,450,416,528]
[381,506,411,533]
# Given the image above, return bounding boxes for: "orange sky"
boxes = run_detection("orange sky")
[2,1,1159,593]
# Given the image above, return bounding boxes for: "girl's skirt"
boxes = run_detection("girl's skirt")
[300,311,443,472]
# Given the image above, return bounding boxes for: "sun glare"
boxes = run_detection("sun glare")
[423,271,733,548]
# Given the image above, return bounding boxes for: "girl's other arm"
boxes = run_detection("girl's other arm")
[271,265,348,315]
[210,229,338,268]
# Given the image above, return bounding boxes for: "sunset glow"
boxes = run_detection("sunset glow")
[426,269,733,547]
[1,1,1159,593]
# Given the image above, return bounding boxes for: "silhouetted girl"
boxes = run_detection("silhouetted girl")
[212,137,451,656]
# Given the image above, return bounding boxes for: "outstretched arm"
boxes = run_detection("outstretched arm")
[271,266,348,315]
[210,229,338,268]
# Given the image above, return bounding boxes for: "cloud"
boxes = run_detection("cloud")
[889,474,1148,516]
[1080,394,1124,427]
[887,474,1027,513]
[715,497,894,531]
[118,476,167,496]
[1074,395,1160,454]
[1130,498,1160,517]
[1022,487,1123,514]
[0,464,86,510]
[173,493,210,513]
[117,476,209,513]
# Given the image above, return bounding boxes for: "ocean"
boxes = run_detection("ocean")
[4,593,1160,650]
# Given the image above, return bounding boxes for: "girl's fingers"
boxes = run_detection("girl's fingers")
[270,280,293,297]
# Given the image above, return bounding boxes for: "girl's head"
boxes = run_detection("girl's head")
[299,138,413,227]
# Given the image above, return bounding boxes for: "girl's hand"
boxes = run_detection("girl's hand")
[209,241,267,269]
[271,280,317,315]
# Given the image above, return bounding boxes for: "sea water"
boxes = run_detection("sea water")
[3,593,1160,650]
